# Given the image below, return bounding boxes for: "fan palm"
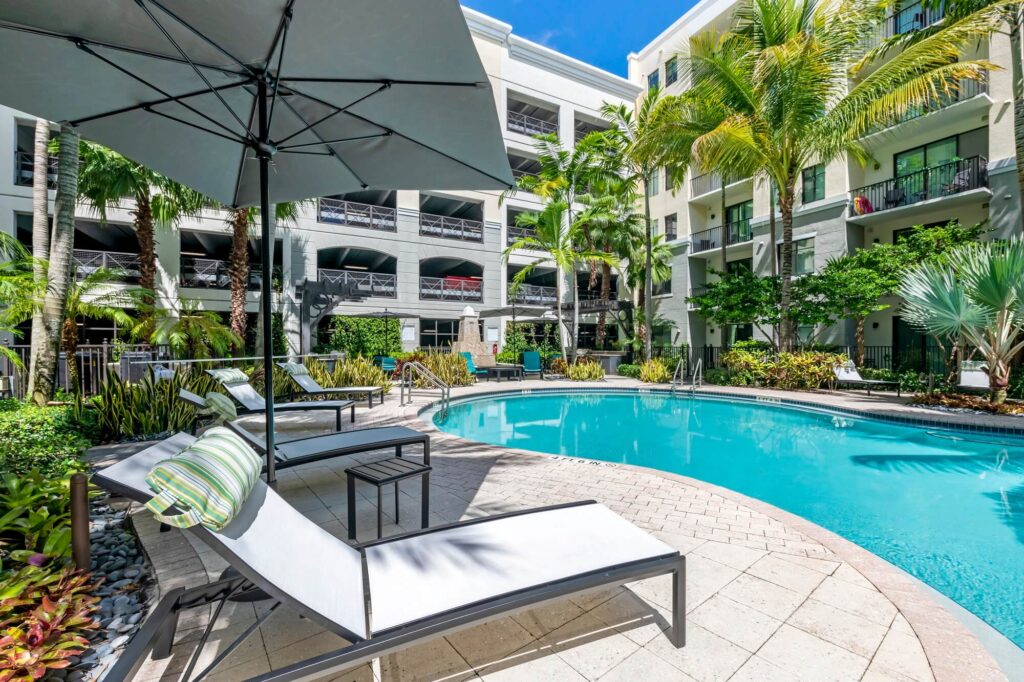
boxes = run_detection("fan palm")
[646,0,998,350]
[148,299,242,361]
[503,202,615,360]
[77,141,206,313]
[900,237,1024,403]
[0,236,35,367]
[60,268,136,393]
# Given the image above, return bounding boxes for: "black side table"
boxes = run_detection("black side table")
[346,457,431,540]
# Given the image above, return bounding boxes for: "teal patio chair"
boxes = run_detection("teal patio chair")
[522,351,544,379]
[374,355,398,374]
[460,352,489,381]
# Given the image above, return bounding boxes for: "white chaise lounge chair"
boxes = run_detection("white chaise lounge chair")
[93,436,685,682]
[277,361,384,409]
[959,361,990,393]
[833,361,901,396]
[207,369,356,430]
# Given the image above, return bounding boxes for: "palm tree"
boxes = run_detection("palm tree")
[0,236,35,367]
[647,0,996,350]
[59,268,135,393]
[77,141,205,315]
[226,202,303,347]
[900,237,1024,404]
[600,90,679,361]
[26,119,50,398]
[619,234,673,353]
[149,299,242,360]
[503,202,614,360]
[31,125,79,405]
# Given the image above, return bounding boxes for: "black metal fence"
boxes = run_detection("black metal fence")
[0,343,172,399]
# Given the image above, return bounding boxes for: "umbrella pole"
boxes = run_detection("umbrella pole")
[257,78,277,484]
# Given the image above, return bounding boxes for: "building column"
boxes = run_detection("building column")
[280,223,300,355]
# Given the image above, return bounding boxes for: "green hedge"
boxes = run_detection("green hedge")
[0,401,94,477]
[617,363,641,379]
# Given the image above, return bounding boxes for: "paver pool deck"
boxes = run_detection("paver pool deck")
[92,378,1016,682]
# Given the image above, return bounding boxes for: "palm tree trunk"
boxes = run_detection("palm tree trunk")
[27,119,50,399]
[571,268,580,361]
[255,209,276,356]
[596,260,611,349]
[228,209,249,346]
[134,192,156,311]
[642,180,653,362]
[768,191,778,276]
[33,125,79,406]
[719,183,727,271]
[61,317,79,394]
[855,317,865,367]
[778,188,795,352]
[555,271,568,361]
[1010,9,1024,233]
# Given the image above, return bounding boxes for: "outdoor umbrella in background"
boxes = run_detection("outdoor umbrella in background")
[0,0,513,481]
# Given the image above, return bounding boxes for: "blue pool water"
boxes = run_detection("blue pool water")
[430,391,1024,648]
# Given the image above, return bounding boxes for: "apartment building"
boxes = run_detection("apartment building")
[628,0,1021,361]
[0,7,639,354]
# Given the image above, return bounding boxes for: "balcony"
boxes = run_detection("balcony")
[419,212,484,242]
[688,287,707,310]
[690,220,753,254]
[689,171,747,199]
[507,224,539,247]
[317,197,396,232]
[419,276,483,302]
[866,77,987,135]
[849,156,988,219]
[507,111,559,138]
[14,150,57,188]
[865,0,946,48]
[509,283,557,305]
[180,257,281,291]
[73,249,140,281]
[318,269,396,298]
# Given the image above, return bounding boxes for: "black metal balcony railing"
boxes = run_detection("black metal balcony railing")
[180,257,282,291]
[690,219,753,253]
[419,212,484,242]
[317,269,396,298]
[72,249,141,280]
[14,150,57,188]
[849,156,988,217]
[687,286,707,309]
[317,197,396,232]
[689,171,747,198]
[509,283,557,305]
[506,224,539,247]
[870,0,946,46]
[868,77,987,133]
[507,110,559,137]
[419,276,483,302]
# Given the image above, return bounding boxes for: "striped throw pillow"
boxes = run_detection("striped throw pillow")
[281,361,308,376]
[203,392,237,424]
[144,427,262,531]
[208,368,250,384]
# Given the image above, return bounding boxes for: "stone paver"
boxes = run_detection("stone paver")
[92,378,1010,682]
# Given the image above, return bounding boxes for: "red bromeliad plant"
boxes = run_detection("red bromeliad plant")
[0,567,98,682]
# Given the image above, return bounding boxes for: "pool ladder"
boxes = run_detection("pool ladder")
[672,358,702,395]
[400,361,450,414]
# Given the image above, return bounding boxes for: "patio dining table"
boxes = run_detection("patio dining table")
[488,364,524,382]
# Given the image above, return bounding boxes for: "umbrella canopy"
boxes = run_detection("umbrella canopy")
[477,306,549,319]
[0,0,513,481]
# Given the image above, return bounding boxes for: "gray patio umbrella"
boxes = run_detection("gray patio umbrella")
[0,0,512,481]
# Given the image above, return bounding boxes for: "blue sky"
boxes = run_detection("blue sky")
[462,1,697,77]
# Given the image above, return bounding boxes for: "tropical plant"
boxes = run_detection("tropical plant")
[77,141,205,313]
[90,367,218,440]
[0,566,98,681]
[900,237,1024,403]
[617,363,642,378]
[324,316,402,358]
[618,232,673,351]
[566,359,605,381]
[0,238,36,367]
[0,472,73,569]
[638,358,673,383]
[504,201,614,360]
[31,125,79,406]
[303,357,392,396]
[0,401,91,478]
[395,352,474,387]
[600,89,680,360]
[147,299,242,360]
[647,0,997,350]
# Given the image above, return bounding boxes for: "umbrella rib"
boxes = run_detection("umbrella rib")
[273,83,389,147]
[72,43,251,142]
[143,0,258,77]
[0,22,249,77]
[283,78,485,87]
[277,133,389,151]
[145,107,250,145]
[282,82,513,189]
[135,0,254,139]
[264,1,295,134]
[273,94,369,189]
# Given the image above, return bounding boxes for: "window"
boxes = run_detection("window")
[647,70,659,90]
[648,169,659,196]
[665,166,674,191]
[664,213,678,241]
[778,238,815,276]
[419,319,460,349]
[893,220,954,244]
[725,324,753,346]
[725,200,753,243]
[895,136,957,178]
[654,267,672,296]
[651,218,659,236]
[796,324,816,345]
[894,136,959,201]
[665,57,678,86]
[726,258,753,275]
[801,164,825,203]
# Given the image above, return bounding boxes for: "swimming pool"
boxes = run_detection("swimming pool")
[429,390,1024,649]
